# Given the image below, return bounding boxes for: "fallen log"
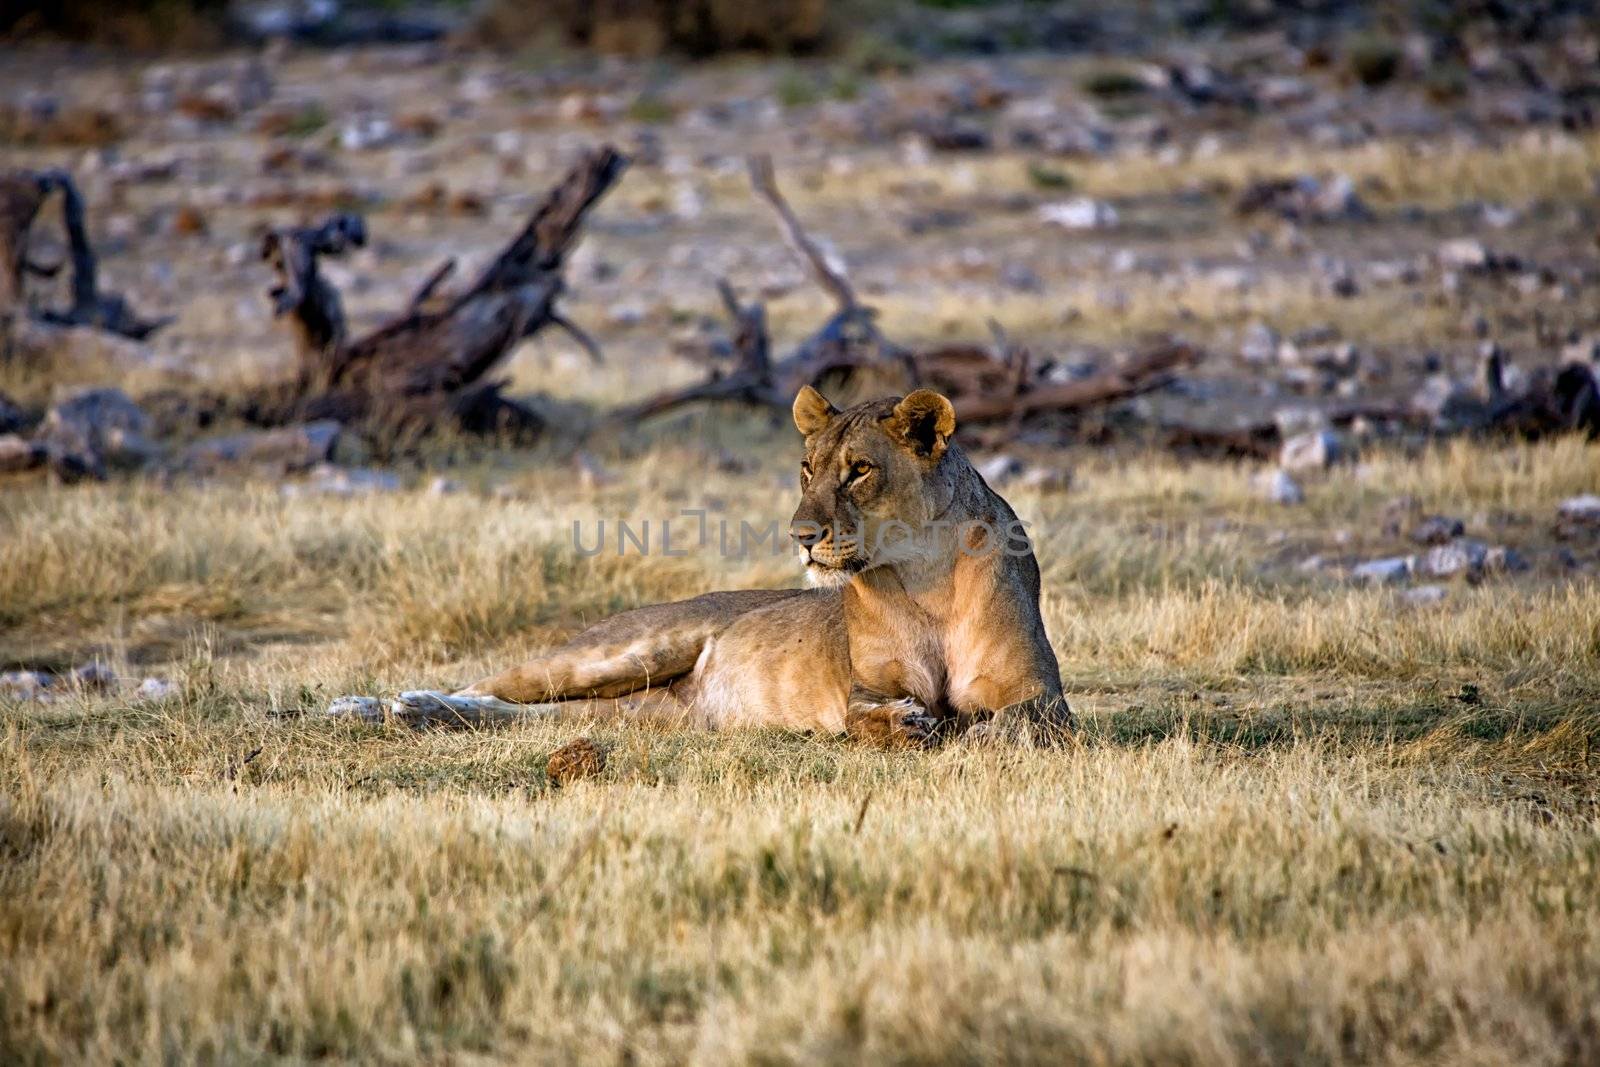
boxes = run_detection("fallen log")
[938,340,1202,423]
[0,169,171,344]
[246,145,627,439]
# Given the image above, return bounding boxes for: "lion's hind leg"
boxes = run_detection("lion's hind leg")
[324,691,553,727]
[457,589,805,704]
[325,688,691,729]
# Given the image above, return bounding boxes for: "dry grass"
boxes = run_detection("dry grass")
[3,434,1599,1063]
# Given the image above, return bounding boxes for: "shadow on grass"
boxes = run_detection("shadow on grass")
[1091,691,1600,750]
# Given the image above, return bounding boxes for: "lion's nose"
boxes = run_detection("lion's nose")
[790,521,827,547]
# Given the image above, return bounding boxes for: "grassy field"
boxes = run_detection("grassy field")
[6,13,1600,1060]
[4,432,1598,1064]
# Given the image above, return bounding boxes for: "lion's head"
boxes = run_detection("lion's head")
[787,386,965,587]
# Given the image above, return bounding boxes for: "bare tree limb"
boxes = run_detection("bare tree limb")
[1,169,170,341]
[407,257,456,311]
[747,153,856,311]
[950,342,1202,423]
[550,311,604,365]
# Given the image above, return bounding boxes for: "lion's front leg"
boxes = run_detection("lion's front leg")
[963,691,1076,746]
[844,687,942,748]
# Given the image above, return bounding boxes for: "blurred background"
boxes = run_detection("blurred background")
[3,1,1598,465]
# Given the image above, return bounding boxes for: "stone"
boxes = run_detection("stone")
[1418,539,1487,578]
[283,464,402,497]
[1352,556,1413,585]
[1548,502,1597,545]
[1273,407,1329,437]
[69,663,117,689]
[427,476,465,496]
[976,454,1025,485]
[0,670,54,700]
[1408,515,1465,545]
[1256,468,1305,505]
[39,386,156,472]
[340,115,400,151]
[1438,238,1491,271]
[1484,546,1530,574]
[1240,321,1278,365]
[1038,198,1118,230]
[135,677,180,702]
[0,434,45,473]
[1279,430,1343,472]
[1558,495,1600,522]
[1402,584,1449,606]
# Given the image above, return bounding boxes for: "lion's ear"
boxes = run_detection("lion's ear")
[886,389,956,460]
[793,385,838,437]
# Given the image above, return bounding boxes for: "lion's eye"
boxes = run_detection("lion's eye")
[847,460,874,482]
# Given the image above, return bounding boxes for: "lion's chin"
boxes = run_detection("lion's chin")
[803,562,860,589]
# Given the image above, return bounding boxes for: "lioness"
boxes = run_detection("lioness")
[331,387,1071,744]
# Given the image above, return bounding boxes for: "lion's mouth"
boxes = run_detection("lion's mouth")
[800,544,869,583]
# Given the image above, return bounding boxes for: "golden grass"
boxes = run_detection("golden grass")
[2,431,1599,1063]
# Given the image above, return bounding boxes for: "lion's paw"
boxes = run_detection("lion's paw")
[847,697,941,749]
[325,695,387,722]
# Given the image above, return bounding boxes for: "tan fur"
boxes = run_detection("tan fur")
[442,388,1071,744]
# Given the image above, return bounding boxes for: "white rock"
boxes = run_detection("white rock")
[606,301,646,327]
[340,115,398,152]
[976,454,1025,485]
[1352,556,1413,585]
[1257,468,1305,505]
[1482,203,1520,229]
[1273,407,1330,437]
[1279,429,1344,472]
[69,663,118,690]
[282,465,401,498]
[1418,539,1487,578]
[427,476,464,496]
[672,181,705,221]
[1557,495,1600,520]
[1309,173,1363,220]
[135,677,180,702]
[1038,198,1118,230]
[1438,238,1490,270]
[0,670,54,699]
[1484,545,1530,573]
[1402,584,1449,606]
[1240,321,1278,365]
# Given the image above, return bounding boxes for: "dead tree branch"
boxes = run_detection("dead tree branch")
[747,153,856,311]
[250,145,627,438]
[613,155,907,426]
[1,168,171,342]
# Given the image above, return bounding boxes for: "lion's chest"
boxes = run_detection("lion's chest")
[848,622,947,709]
